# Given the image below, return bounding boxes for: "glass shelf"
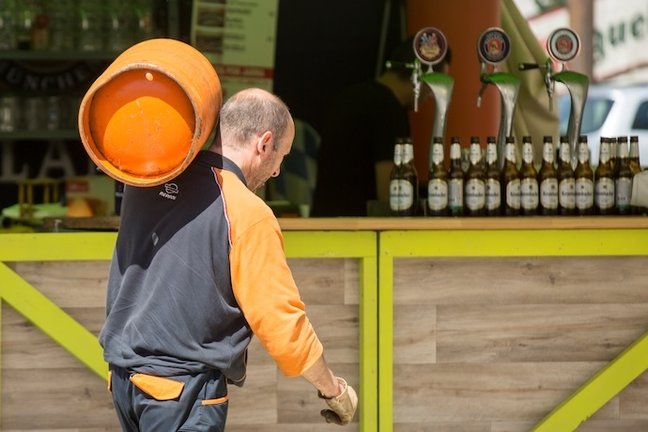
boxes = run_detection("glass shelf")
[0,50,116,62]
[0,129,79,140]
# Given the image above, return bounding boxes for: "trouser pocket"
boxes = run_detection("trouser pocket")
[179,370,228,432]
[129,373,185,400]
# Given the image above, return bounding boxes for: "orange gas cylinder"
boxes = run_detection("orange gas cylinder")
[78,38,222,186]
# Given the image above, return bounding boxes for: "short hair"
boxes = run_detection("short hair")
[219,88,291,150]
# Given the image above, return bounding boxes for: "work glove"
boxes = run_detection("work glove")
[318,377,358,425]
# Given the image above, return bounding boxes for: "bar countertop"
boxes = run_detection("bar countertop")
[43,215,648,232]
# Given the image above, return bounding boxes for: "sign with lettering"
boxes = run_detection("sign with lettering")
[191,0,279,99]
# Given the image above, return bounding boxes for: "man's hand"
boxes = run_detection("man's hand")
[318,377,358,425]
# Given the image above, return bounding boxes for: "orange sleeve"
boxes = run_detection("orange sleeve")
[229,216,323,377]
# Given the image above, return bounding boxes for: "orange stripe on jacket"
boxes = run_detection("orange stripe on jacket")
[215,169,323,377]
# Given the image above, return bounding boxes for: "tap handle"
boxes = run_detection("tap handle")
[518,63,540,71]
[411,60,422,112]
[477,81,488,108]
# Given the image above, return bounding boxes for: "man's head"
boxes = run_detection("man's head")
[215,88,295,192]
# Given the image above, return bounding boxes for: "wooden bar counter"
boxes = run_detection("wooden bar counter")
[1,216,648,431]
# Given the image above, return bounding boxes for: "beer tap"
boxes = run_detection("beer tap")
[519,28,589,163]
[476,28,520,169]
[411,27,454,171]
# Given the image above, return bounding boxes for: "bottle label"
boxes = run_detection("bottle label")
[520,178,539,209]
[575,177,594,210]
[486,143,497,164]
[389,179,415,210]
[522,143,534,164]
[448,178,464,210]
[465,178,485,210]
[578,143,590,164]
[469,145,482,165]
[559,178,576,209]
[505,143,517,163]
[599,142,611,163]
[560,143,571,163]
[485,178,501,210]
[427,179,448,211]
[540,178,558,209]
[594,177,615,210]
[543,143,555,163]
[432,144,444,165]
[506,179,521,209]
[615,177,632,209]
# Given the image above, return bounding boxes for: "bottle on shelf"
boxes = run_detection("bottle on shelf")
[615,136,633,215]
[447,136,464,216]
[609,136,618,173]
[501,136,520,216]
[484,136,501,216]
[538,135,558,216]
[464,136,486,216]
[427,136,448,216]
[557,136,576,216]
[629,135,642,175]
[519,135,538,216]
[594,136,615,215]
[575,135,594,215]
[389,138,404,215]
[629,135,642,215]
[389,137,418,216]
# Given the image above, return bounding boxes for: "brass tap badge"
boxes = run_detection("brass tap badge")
[547,28,580,63]
[413,27,448,66]
[477,27,511,65]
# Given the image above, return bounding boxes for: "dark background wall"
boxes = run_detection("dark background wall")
[273,0,404,131]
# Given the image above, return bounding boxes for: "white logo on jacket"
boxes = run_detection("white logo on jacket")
[159,183,179,200]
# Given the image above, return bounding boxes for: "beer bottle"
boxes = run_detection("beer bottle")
[399,138,419,216]
[575,135,594,215]
[615,136,633,215]
[427,136,448,216]
[389,139,404,215]
[484,136,501,216]
[447,136,464,216]
[609,136,618,173]
[519,135,538,215]
[629,135,642,175]
[538,135,558,215]
[501,136,520,216]
[629,135,642,214]
[557,136,576,215]
[464,136,486,216]
[594,137,615,215]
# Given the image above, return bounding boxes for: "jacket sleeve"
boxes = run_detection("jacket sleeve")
[229,217,324,377]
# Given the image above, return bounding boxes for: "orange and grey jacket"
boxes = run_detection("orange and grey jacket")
[99,150,323,384]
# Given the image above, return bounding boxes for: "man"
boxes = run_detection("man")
[99,88,357,430]
[311,38,419,217]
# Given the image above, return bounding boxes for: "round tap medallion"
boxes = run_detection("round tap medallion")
[413,27,448,67]
[547,27,580,63]
[477,27,511,65]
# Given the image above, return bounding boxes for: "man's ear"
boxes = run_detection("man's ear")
[257,130,274,155]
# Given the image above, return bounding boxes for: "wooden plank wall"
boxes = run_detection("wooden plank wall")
[1,258,360,431]
[392,256,648,431]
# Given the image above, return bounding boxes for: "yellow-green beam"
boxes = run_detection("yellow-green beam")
[0,262,108,379]
[0,232,116,261]
[382,229,648,257]
[533,331,648,431]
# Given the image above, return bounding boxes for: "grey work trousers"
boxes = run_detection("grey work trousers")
[109,366,228,431]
